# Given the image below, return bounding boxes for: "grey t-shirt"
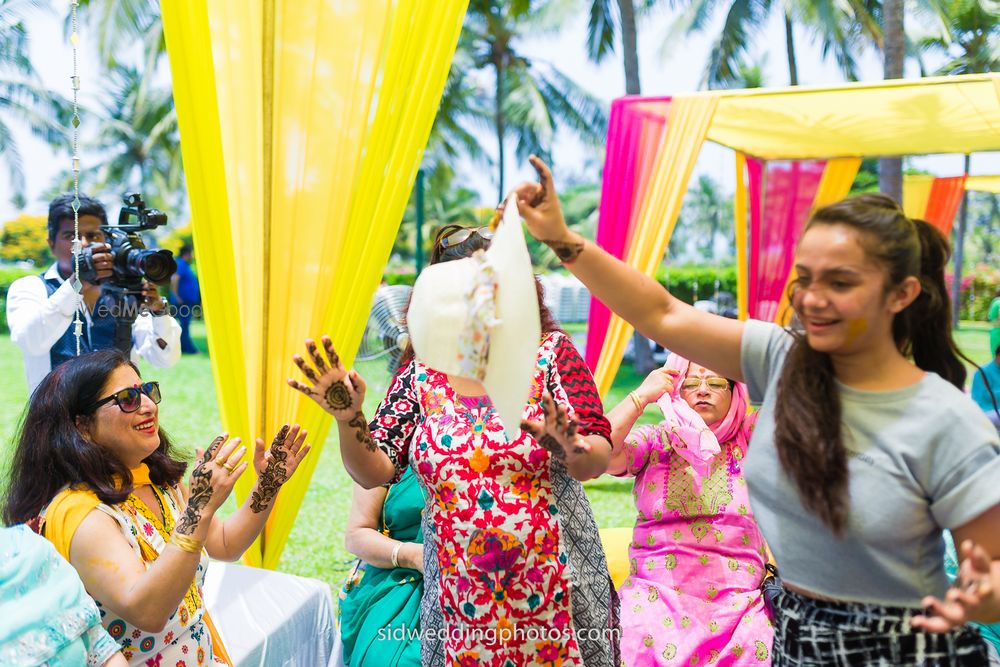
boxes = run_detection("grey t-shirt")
[741,319,1000,607]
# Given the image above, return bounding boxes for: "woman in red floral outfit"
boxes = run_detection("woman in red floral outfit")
[290,226,620,667]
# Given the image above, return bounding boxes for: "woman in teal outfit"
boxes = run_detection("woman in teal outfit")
[339,466,425,667]
[1,524,127,666]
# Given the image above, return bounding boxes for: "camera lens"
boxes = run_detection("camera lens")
[140,250,177,284]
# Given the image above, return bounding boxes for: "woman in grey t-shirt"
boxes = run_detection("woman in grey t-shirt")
[510,156,1000,666]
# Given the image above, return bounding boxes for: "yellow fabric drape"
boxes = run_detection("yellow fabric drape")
[734,152,749,321]
[593,95,720,396]
[773,158,862,325]
[162,0,468,569]
[707,74,1000,160]
[966,175,1000,194]
[903,174,936,219]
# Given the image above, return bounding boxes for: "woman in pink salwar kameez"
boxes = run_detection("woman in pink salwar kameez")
[606,353,774,666]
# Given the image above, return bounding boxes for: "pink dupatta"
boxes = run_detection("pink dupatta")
[654,353,754,480]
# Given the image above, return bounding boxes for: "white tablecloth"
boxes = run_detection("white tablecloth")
[203,562,337,667]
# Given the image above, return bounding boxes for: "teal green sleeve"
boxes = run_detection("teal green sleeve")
[989,297,1000,323]
[972,370,990,411]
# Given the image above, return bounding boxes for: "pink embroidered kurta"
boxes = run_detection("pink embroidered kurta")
[617,422,773,666]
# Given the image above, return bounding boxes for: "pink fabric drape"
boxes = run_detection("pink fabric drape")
[585,97,671,371]
[924,175,967,237]
[747,158,827,321]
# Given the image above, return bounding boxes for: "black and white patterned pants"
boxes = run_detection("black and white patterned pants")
[770,587,990,667]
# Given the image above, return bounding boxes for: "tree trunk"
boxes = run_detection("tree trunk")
[784,11,798,86]
[879,0,904,202]
[618,0,640,95]
[950,154,971,328]
[617,0,654,374]
[494,61,505,203]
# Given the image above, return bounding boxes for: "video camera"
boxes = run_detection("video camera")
[77,193,176,287]
[76,193,177,355]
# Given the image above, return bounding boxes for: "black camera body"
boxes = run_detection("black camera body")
[77,193,176,288]
[76,193,178,355]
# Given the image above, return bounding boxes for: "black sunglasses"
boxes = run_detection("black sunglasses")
[438,226,494,249]
[88,381,161,414]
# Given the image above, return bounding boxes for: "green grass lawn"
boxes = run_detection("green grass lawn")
[1,320,993,590]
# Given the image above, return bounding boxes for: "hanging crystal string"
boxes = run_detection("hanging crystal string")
[69,0,83,354]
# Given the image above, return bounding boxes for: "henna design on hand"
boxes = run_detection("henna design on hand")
[177,437,224,535]
[348,411,377,452]
[306,340,328,375]
[325,381,353,410]
[538,434,566,461]
[322,338,340,368]
[544,239,584,263]
[532,395,586,460]
[293,355,320,384]
[250,425,290,513]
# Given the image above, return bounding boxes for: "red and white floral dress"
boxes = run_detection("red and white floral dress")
[371,331,619,667]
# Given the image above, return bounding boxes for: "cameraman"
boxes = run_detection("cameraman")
[6,194,181,393]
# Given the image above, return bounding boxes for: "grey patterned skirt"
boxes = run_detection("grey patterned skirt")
[770,587,990,666]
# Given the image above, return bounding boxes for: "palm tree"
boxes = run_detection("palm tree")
[669,175,734,262]
[465,0,609,200]
[585,0,658,95]
[419,34,493,200]
[582,0,660,373]
[0,0,70,207]
[47,63,181,213]
[916,0,999,75]
[879,0,905,202]
[671,0,881,88]
[70,0,164,71]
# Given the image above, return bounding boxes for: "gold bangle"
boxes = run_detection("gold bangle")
[629,391,644,412]
[169,533,204,554]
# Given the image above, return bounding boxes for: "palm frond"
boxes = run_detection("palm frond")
[0,118,26,204]
[585,0,618,63]
[704,0,772,88]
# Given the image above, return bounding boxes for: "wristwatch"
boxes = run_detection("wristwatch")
[150,296,169,316]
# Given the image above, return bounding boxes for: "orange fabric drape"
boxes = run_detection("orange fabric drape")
[923,176,968,236]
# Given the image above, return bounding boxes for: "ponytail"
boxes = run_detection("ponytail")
[774,334,848,533]
[897,219,966,389]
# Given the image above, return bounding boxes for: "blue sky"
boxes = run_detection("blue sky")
[1,4,997,222]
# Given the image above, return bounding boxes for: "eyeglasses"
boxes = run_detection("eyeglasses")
[680,376,730,392]
[88,382,161,413]
[437,226,494,249]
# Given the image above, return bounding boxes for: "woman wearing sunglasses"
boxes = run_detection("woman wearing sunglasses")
[3,349,311,666]
[606,355,773,665]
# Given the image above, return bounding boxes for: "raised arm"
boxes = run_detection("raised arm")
[288,336,396,488]
[69,436,244,632]
[203,424,311,561]
[605,368,675,475]
[512,156,746,382]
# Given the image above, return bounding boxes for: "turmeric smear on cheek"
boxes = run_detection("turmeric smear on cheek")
[845,318,868,344]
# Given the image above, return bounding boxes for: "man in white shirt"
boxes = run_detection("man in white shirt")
[6,194,181,394]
